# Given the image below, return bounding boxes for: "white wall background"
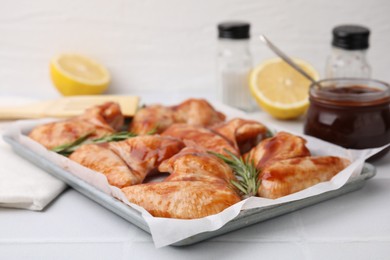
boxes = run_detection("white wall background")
[0,0,389,98]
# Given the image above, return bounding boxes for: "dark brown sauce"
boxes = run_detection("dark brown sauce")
[322,85,381,94]
[304,84,390,160]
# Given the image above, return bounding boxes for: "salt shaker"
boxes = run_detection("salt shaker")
[216,21,257,112]
[326,25,371,78]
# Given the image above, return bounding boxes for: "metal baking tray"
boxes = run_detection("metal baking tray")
[3,135,376,246]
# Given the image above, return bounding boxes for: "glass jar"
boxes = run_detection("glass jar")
[304,78,390,159]
[216,21,257,112]
[326,25,371,78]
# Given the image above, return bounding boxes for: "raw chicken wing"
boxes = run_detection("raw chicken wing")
[172,98,225,127]
[162,124,239,156]
[129,99,225,134]
[69,135,184,188]
[212,118,268,154]
[29,102,123,149]
[122,181,240,219]
[246,131,310,169]
[258,156,350,199]
[129,105,175,135]
[69,143,137,188]
[159,147,237,184]
[122,146,240,219]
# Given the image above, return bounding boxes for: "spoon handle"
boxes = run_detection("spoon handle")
[259,35,318,85]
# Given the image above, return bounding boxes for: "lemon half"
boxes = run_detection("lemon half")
[249,58,319,119]
[50,54,110,96]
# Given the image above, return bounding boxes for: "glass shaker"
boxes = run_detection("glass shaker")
[216,21,257,112]
[326,25,371,78]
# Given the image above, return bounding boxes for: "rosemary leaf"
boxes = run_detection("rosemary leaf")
[231,180,248,195]
[52,131,137,156]
[265,128,276,138]
[51,133,93,156]
[209,149,261,199]
[92,131,137,143]
[146,126,158,135]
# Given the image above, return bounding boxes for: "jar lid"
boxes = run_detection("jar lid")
[218,22,250,39]
[332,25,370,50]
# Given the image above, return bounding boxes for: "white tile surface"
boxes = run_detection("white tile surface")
[1,242,126,260]
[299,179,390,240]
[307,242,390,260]
[211,211,304,243]
[125,241,307,260]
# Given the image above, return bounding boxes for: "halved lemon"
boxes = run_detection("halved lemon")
[249,57,319,119]
[50,54,110,96]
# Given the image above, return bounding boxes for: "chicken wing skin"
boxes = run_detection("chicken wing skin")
[29,102,123,149]
[172,98,225,127]
[79,101,124,131]
[258,156,351,199]
[159,147,237,184]
[69,143,138,188]
[212,118,268,154]
[69,135,184,188]
[122,181,241,219]
[122,145,241,219]
[129,105,176,135]
[108,135,185,179]
[162,124,239,156]
[246,131,310,169]
[129,99,225,134]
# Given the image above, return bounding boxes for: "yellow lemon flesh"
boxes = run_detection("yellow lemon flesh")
[50,54,110,96]
[249,58,319,119]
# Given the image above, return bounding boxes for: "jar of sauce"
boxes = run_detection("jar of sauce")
[304,78,390,159]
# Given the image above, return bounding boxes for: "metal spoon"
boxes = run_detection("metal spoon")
[259,34,321,88]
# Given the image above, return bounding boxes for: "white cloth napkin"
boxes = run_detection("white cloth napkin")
[0,97,66,211]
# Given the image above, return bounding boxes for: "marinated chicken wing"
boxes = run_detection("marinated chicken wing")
[29,102,123,149]
[108,135,184,178]
[172,98,225,127]
[129,99,225,134]
[79,101,124,131]
[129,105,175,135]
[159,147,237,184]
[69,135,184,188]
[162,124,239,156]
[246,131,310,169]
[69,143,137,188]
[258,156,350,199]
[212,118,268,154]
[122,181,241,219]
[122,146,240,219]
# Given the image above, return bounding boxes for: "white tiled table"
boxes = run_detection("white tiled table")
[1,94,389,259]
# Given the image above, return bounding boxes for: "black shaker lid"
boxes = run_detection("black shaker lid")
[332,25,370,50]
[218,21,250,39]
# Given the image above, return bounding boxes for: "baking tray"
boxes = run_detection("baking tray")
[3,135,376,246]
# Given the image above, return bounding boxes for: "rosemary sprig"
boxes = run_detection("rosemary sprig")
[146,126,158,135]
[265,128,275,138]
[51,132,93,156]
[92,131,137,143]
[52,131,137,156]
[209,150,261,199]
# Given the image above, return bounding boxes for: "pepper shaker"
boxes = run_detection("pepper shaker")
[326,25,371,78]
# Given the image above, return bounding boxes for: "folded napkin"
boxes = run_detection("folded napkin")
[0,97,66,211]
